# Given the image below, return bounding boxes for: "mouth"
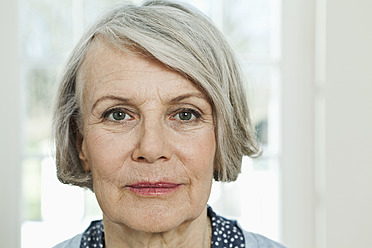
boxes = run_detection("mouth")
[126,182,182,196]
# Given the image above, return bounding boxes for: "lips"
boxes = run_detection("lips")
[126,182,182,196]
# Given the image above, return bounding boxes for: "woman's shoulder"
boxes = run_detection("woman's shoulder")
[52,234,82,248]
[242,230,286,248]
[52,220,103,248]
[207,206,286,248]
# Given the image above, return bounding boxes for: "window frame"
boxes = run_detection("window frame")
[0,1,22,247]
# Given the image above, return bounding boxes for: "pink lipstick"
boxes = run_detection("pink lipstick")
[126,182,182,196]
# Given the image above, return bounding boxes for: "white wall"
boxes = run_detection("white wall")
[325,0,372,247]
[281,0,372,247]
[0,0,21,247]
[281,0,316,247]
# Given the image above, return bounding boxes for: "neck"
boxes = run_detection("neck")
[103,206,211,248]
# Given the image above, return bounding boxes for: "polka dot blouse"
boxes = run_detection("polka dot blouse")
[208,206,245,248]
[80,206,245,248]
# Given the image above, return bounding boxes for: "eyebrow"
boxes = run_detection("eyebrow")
[168,93,209,103]
[91,93,209,111]
[92,96,131,111]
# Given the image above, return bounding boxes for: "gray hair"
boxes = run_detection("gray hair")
[53,0,261,190]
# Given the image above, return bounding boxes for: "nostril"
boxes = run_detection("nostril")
[134,155,169,163]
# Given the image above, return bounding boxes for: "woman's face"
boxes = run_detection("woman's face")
[78,40,216,233]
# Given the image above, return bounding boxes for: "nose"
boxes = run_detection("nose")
[132,119,171,163]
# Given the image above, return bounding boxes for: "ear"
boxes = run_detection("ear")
[75,128,91,172]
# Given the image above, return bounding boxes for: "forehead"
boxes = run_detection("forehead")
[79,39,166,84]
[78,39,205,103]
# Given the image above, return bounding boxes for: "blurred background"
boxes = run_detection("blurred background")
[0,0,371,247]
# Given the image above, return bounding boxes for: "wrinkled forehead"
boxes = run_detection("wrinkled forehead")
[77,38,158,85]
[76,38,162,96]
[75,38,209,109]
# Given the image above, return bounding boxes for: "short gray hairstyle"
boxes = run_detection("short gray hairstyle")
[53,0,261,190]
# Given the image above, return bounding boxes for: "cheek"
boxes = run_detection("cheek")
[185,128,216,165]
[177,129,216,213]
[176,128,216,184]
[84,129,134,211]
[84,128,134,180]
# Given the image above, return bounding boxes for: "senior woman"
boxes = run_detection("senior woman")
[52,1,285,247]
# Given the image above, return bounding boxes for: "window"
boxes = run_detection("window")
[19,0,282,247]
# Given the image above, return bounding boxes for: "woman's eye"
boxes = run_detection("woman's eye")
[106,110,131,122]
[173,109,200,121]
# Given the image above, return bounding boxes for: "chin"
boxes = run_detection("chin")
[133,219,181,233]
[109,202,191,233]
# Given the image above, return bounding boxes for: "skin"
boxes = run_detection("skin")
[77,39,216,247]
